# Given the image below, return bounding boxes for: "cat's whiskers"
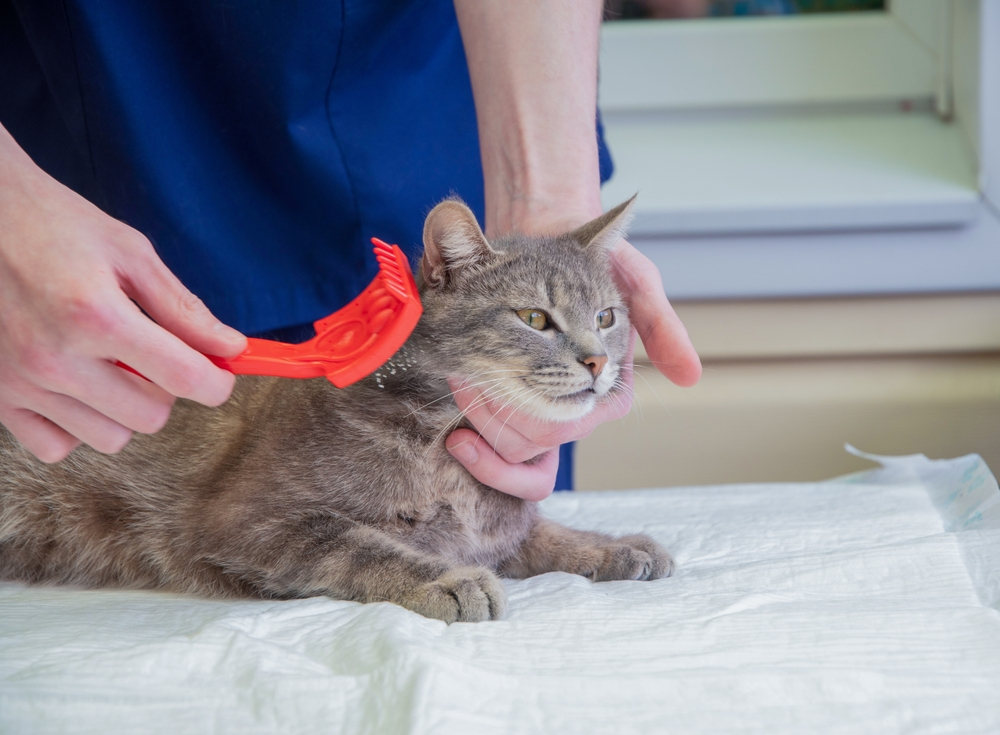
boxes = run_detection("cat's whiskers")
[424,396,523,460]
[423,383,527,453]
[607,376,639,425]
[624,364,676,418]
[406,375,514,415]
[632,359,706,399]
[403,371,528,418]
[464,374,587,460]
[638,357,692,371]
[434,382,549,464]
[631,368,670,416]
[486,388,550,459]
[456,383,524,423]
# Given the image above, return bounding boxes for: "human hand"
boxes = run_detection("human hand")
[0,125,247,463]
[447,239,701,501]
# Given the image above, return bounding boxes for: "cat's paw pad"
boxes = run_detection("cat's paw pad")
[405,566,507,623]
[594,535,674,582]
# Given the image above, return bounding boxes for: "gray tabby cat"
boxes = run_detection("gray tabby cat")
[0,197,672,622]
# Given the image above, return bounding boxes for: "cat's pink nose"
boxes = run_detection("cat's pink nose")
[581,354,608,378]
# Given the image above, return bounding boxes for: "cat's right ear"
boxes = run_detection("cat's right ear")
[569,195,637,254]
[421,199,495,288]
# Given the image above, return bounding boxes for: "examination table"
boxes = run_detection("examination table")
[2,450,999,734]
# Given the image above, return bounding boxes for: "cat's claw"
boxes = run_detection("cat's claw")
[403,566,507,623]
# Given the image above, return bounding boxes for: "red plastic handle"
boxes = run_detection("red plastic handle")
[118,239,422,389]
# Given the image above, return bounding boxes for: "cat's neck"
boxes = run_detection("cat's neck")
[369,342,423,391]
[361,336,450,401]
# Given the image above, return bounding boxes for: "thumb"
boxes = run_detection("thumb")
[120,242,247,358]
[610,240,701,387]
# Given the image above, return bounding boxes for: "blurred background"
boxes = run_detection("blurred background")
[576,0,1000,489]
[605,0,885,19]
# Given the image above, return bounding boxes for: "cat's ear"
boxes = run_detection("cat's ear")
[569,195,636,253]
[421,199,496,287]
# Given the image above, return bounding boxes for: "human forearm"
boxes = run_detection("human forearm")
[453,0,605,236]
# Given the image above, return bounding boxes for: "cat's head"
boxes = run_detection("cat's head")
[414,197,635,422]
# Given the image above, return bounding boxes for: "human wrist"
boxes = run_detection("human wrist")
[0,123,37,182]
[0,123,56,226]
[479,110,604,237]
[486,189,604,240]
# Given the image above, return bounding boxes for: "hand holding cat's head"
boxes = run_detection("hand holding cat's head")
[413,197,636,423]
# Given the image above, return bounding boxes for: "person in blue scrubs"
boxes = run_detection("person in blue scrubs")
[0,1,701,497]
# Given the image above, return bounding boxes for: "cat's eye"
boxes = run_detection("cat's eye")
[597,309,615,329]
[516,309,549,330]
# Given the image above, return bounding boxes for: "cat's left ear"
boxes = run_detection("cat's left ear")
[421,198,497,288]
[569,195,636,253]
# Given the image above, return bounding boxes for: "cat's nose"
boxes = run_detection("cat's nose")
[581,354,608,378]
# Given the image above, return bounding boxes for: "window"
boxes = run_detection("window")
[598,0,980,236]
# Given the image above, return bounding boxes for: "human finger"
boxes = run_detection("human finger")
[26,387,135,454]
[450,381,576,463]
[35,356,177,436]
[110,299,237,407]
[0,405,81,464]
[446,428,559,501]
[117,235,247,359]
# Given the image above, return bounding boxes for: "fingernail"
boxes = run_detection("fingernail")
[214,322,245,344]
[448,440,479,465]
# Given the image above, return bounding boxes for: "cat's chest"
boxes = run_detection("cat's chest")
[387,475,535,567]
[372,414,535,565]
[329,380,536,565]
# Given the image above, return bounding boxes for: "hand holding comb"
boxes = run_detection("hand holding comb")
[118,239,422,388]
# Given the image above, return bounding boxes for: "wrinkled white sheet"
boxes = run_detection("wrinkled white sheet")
[3,452,1000,735]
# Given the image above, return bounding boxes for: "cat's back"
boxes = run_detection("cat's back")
[0,376,281,587]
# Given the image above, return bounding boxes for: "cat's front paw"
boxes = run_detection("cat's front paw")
[402,566,507,623]
[589,534,674,582]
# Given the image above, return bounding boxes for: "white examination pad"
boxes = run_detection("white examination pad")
[2,451,1000,734]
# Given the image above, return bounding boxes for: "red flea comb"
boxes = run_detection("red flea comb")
[118,239,422,388]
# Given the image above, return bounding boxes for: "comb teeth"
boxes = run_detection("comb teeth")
[371,238,409,301]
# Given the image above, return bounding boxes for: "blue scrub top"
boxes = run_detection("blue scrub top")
[0,0,615,490]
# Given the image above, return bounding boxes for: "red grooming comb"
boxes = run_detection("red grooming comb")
[118,239,422,388]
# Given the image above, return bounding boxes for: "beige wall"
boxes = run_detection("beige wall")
[575,294,1000,490]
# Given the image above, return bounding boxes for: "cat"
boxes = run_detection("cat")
[0,197,673,623]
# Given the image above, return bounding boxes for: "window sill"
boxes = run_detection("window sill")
[600,107,979,235]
